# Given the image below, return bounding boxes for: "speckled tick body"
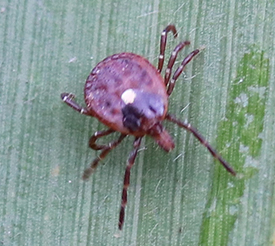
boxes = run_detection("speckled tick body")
[61,25,236,230]
[84,52,172,149]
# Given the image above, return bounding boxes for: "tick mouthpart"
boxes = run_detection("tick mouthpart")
[149,124,175,152]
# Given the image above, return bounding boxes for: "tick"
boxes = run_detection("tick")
[61,24,236,230]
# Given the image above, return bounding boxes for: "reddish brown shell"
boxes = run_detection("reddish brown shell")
[84,52,168,135]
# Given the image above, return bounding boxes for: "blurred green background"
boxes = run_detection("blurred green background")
[1,0,275,245]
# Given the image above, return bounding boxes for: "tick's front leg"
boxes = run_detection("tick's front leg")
[61,93,90,115]
[165,114,236,176]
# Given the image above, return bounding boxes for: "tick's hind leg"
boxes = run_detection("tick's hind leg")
[166,49,200,96]
[157,25,178,73]
[89,128,115,150]
[82,133,126,180]
[165,114,236,176]
[119,137,142,230]
[61,93,89,115]
[164,41,190,85]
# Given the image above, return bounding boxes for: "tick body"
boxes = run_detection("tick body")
[61,24,236,230]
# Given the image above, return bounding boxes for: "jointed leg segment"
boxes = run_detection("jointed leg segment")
[164,41,190,85]
[61,93,89,115]
[167,49,200,95]
[165,114,236,176]
[89,128,115,150]
[82,133,126,180]
[118,137,142,230]
[157,25,178,73]
[156,25,200,96]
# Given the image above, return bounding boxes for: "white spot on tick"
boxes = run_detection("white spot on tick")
[121,89,136,104]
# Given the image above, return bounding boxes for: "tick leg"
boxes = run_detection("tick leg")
[82,134,126,180]
[164,41,190,86]
[89,128,115,150]
[165,114,236,176]
[167,49,200,96]
[61,92,89,115]
[118,137,142,230]
[157,25,178,73]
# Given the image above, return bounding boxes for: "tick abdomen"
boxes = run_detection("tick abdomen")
[84,53,168,135]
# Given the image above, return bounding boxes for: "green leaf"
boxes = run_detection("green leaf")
[1,1,274,246]
[200,46,270,246]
